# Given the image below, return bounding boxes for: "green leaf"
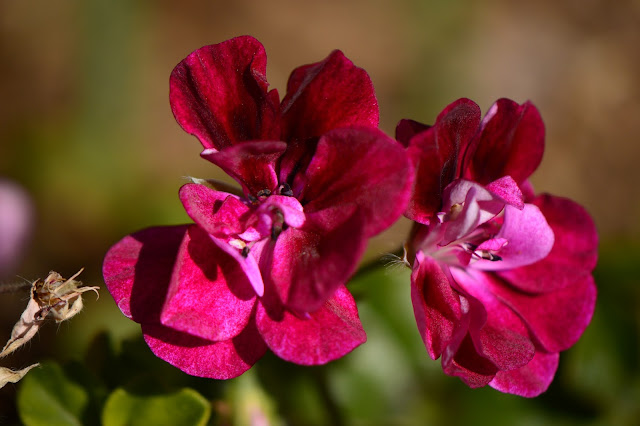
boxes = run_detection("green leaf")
[102,387,211,426]
[17,361,89,426]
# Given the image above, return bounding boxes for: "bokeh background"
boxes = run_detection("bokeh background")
[1,0,639,424]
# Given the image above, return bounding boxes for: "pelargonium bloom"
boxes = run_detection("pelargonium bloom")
[103,36,413,379]
[398,98,597,397]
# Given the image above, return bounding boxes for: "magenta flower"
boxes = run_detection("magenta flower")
[103,36,412,379]
[398,98,597,397]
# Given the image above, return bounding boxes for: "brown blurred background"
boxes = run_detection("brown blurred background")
[2,0,638,270]
[0,0,639,423]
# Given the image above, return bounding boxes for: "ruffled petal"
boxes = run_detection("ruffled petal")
[490,351,559,397]
[463,99,545,185]
[179,184,248,237]
[395,119,430,148]
[208,236,265,298]
[404,99,481,224]
[301,127,413,237]
[142,316,267,380]
[441,180,506,244]
[410,253,463,359]
[254,195,305,229]
[498,194,598,292]
[255,285,366,365]
[472,203,554,271]
[451,269,536,372]
[103,225,189,322]
[486,176,524,210]
[443,333,498,388]
[201,141,287,195]
[482,272,596,353]
[268,210,367,313]
[160,226,256,342]
[280,50,378,142]
[169,36,279,151]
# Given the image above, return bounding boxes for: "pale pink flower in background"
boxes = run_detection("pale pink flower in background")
[0,179,32,279]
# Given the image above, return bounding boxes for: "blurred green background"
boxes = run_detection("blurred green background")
[1,0,639,424]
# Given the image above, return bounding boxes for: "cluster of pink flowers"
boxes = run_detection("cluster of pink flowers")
[103,36,597,397]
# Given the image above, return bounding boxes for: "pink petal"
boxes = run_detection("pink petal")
[208,236,265,297]
[179,184,249,237]
[160,226,256,342]
[256,285,366,365]
[442,185,483,244]
[410,253,463,359]
[477,238,508,252]
[464,99,545,185]
[451,269,536,372]
[268,210,367,313]
[483,272,596,353]
[280,50,378,143]
[201,141,287,195]
[169,36,280,150]
[404,99,481,223]
[498,194,598,292]
[301,127,413,237]
[486,175,524,209]
[255,195,305,228]
[472,203,554,271]
[103,225,189,322]
[490,351,559,397]
[142,316,267,380]
[441,181,505,244]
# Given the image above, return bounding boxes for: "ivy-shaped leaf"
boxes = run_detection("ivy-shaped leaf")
[102,387,211,426]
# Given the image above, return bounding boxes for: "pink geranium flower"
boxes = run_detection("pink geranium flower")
[103,36,413,379]
[398,98,597,397]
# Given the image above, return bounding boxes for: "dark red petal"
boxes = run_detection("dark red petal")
[277,138,319,199]
[498,194,598,293]
[200,141,287,195]
[160,226,256,342]
[486,273,596,353]
[410,254,463,359]
[280,50,379,142]
[169,36,279,150]
[269,210,367,313]
[404,99,481,223]
[103,225,189,323]
[464,99,544,185]
[443,333,498,388]
[302,127,413,237]
[255,286,366,365]
[142,316,267,380]
[451,269,536,372]
[395,119,430,147]
[490,351,559,397]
